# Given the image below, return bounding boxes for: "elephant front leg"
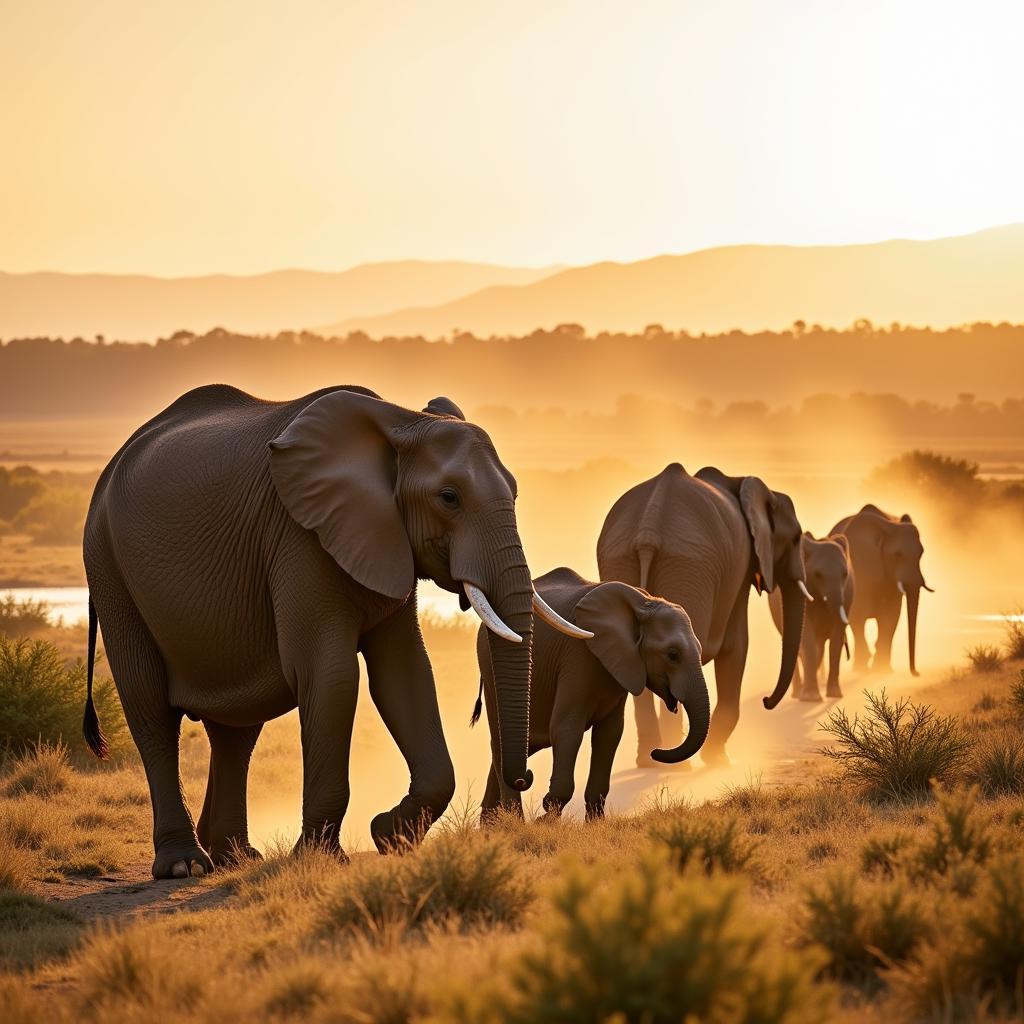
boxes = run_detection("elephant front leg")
[361,603,456,852]
[543,715,586,818]
[825,628,844,698]
[873,605,900,674]
[585,701,625,820]
[798,633,823,702]
[197,721,264,865]
[850,614,871,672]
[703,608,749,767]
[633,689,662,768]
[295,651,360,858]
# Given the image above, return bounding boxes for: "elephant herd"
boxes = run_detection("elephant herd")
[80,386,930,878]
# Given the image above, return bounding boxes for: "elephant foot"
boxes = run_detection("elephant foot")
[826,685,843,699]
[636,753,660,769]
[152,840,214,880]
[799,690,824,703]
[208,840,263,867]
[585,800,605,822]
[370,808,432,855]
[293,826,350,863]
[701,747,732,769]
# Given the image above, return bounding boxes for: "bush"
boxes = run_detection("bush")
[1012,671,1024,715]
[0,595,51,637]
[12,487,89,545]
[649,810,760,876]
[860,831,913,877]
[0,636,127,757]
[0,837,35,893]
[467,851,830,1023]
[321,830,532,937]
[908,786,993,890]
[801,869,931,983]
[966,644,1003,673]
[966,727,1024,795]
[1003,612,1024,661]
[820,690,972,801]
[2,742,71,798]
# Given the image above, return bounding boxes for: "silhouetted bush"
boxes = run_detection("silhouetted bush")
[0,595,51,637]
[966,644,1003,673]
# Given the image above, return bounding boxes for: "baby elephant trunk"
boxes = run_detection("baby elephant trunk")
[651,665,711,764]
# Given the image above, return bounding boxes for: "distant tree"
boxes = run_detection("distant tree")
[553,323,586,338]
[791,319,807,337]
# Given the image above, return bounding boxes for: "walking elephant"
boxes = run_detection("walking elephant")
[830,504,933,675]
[769,533,854,701]
[597,464,810,767]
[474,568,709,820]
[82,384,584,878]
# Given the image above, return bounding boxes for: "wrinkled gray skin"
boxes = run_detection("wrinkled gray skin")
[83,385,536,879]
[597,464,808,767]
[769,533,855,701]
[830,504,932,676]
[475,568,709,820]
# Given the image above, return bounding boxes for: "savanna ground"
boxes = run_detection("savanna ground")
[2,410,1024,1021]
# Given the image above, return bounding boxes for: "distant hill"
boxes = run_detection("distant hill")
[0,261,558,341]
[323,225,1024,337]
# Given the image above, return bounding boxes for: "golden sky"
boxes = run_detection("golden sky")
[2,0,1022,276]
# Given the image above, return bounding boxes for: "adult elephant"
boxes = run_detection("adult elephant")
[769,533,854,701]
[82,385,581,878]
[597,464,810,767]
[830,504,933,676]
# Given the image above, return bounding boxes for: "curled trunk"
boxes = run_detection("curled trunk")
[651,665,710,764]
[763,578,806,709]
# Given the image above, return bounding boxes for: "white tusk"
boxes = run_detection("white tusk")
[463,583,522,643]
[839,605,849,625]
[533,591,594,639]
[797,579,815,602]
[897,580,906,595]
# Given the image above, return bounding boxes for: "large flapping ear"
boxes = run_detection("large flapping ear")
[269,390,420,600]
[831,533,850,557]
[423,396,466,420]
[739,476,776,593]
[574,582,648,696]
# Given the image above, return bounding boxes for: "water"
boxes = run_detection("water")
[3,582,466,628]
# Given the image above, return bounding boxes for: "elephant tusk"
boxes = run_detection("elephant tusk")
[897,580,906,595]
[463,583,522,643]
[839,605,849,625]
[532,591,594,639]
[797,579,815,602]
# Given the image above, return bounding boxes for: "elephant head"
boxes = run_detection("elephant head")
[574,582,710,764]
[803,533,852,623]
[697,467,809,710]
[268,389,578,794]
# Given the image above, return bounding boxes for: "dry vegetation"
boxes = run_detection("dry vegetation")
[2,598,1024,1021]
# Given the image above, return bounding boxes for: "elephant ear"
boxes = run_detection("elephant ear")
[269,390,420,600]
[832,533,850,556]
[900,513,913,524]
[423,396,466,420]
[739,476,777,593]
[574,582,648,696]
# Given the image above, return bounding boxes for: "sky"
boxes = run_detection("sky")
[2,0,1023,276]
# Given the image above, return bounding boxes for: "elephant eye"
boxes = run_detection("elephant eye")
[439,487,460,509]
[667,648,681,664]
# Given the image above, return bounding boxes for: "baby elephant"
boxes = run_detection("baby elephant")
[474,567,709,821]
[769,533,854,700]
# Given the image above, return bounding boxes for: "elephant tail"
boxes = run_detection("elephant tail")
[469,675,484,727]
[82,596,109,760]
[637,545,656,592]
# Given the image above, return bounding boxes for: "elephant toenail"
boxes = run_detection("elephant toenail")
[171,861,189,878]
[191,862,205,877]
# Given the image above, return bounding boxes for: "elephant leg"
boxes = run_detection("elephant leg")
[825,628,844,698]
[479,763,511,826]
[585,701,625,820]
[850,614,870,672]
[703,604,749,766]
[196,721,263,865]
[633,689,662,768]
[97,595,212,879]
[873,605,899,673]
[544,714,586,817]
[361,602,456,852]
[799,632,823,702]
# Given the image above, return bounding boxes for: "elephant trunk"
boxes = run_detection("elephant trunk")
[652,663,710,764]
[763,578,806,709]
[475,514,534,793]
[906,584,920,677]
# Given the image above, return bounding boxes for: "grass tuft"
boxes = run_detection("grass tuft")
[649,809,760,876]
[0,837,35,893]
[820,690,972,801]
[965,644,1003,673]
[966,727,1024,796]
[2,740,71,798]
[1002,611,1024,660]
[1010,670,1024,715]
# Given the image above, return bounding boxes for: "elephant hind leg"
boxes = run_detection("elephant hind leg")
[94,591,212,879]
[197,721,263,865]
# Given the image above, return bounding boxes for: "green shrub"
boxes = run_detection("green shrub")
[966,644,1003,673]
[909,787,993,891]
[801,869,931,984]
[820,690,972,801]
[860,830,913,877]
[0,595,51,637]
[966,727,1024,795]
[321,830,532,937]
[460,850,829,1024]
[0,636,127,757]
[12,488,89,545]
[649,810,759,876]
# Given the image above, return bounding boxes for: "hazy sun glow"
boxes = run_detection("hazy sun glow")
[2,0,1023,274]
